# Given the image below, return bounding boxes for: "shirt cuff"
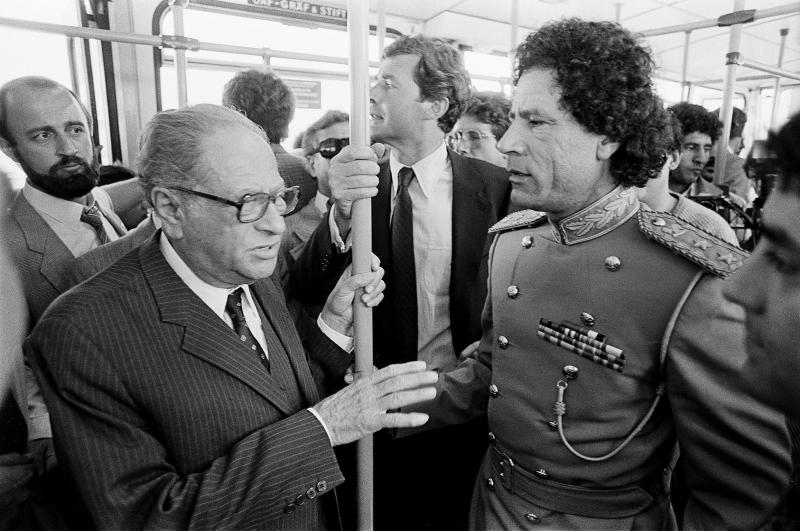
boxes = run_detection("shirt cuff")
[307,407,333,446]
[28,412,52,441]
[328,209,352,253]
[317,314,354,353]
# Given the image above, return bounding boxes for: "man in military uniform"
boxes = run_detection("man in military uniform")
[408,19,790,529]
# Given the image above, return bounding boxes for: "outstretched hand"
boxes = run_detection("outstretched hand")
[315,361,438,446]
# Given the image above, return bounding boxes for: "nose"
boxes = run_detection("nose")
[497,121,522,157]
[56,133,79,157]
[255,202,286,236]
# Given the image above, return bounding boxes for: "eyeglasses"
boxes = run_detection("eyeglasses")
[446,130,494,149]
[317,137,349,159]
[171,185,300,222]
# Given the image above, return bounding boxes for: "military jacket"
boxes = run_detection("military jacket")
[422,186,790,530]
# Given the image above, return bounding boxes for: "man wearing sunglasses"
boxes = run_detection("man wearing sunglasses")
[26,104,438,529]
[291,35,511,530]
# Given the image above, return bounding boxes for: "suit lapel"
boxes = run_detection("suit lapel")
[251,280,320,405]
[139,236,293,415]
[449,150,492,291]
[13,195,74,294]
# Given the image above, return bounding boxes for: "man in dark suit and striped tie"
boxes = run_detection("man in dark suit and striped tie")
[26,104,437,529]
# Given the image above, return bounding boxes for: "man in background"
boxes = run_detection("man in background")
[705,106,753,203]
[449,91,511,168]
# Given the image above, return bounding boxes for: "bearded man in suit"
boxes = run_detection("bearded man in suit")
[26,104,437,529]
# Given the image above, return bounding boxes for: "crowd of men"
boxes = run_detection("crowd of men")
[0,16,799,531]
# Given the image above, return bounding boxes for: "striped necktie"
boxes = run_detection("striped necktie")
[390,166,418,362]
[225,288,270,372]
[80,202,110,244]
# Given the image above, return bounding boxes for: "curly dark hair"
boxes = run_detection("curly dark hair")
[768,111,800,195]
[514,18,662,187]
[222,69,294,143]
[463,91,511,139]
[669,102,721,143]
[384,35,471,134]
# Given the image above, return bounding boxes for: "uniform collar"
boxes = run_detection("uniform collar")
[550,185,639,245]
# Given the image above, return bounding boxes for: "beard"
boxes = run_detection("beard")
[18,153,100,200]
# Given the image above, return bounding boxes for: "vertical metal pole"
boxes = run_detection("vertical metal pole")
[681,31,691,101]
[377,0,385,62]
[510,0,519,78]
[170,0,189,108]
[769,28,789,129]
[713,0,745,187]
[347,1,374,529]
[615,2,622,23]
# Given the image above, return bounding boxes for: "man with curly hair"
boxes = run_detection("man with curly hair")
[222,69,316,213]
[290,35,510,529]
[449,91,511,167]
[406,18,789,529]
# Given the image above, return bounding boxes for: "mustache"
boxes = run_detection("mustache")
[52,154,91,171]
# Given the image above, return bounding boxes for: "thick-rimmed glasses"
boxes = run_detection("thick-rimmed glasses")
[171,185,300,222]
[446,130,495,150]
[317,137,350,159]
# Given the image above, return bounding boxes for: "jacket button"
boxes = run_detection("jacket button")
[521,235,533,248]
[284,502,296,514]
[507,285,520,298]
[497,335,509,349]
[295,494,306,506]
[316,480,328,492]
[604,255,621,271]
[580,312,595,326]
[525,513,540,523]
[488,384,499,398]
[486,477,495,491]
[306,487,317,499]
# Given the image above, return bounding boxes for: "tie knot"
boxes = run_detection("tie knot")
[80,204,104,230]
[398,167,415,189]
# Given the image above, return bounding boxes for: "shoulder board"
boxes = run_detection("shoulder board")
[489,210,547,235]
[638,208,748,278]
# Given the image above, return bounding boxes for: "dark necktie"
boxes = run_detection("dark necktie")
[225,288,270,372]
[80,203,110,244]
[390,167,418,362]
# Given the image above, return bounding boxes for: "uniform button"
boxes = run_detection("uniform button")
[604,255,621,271]
[525,513,540,523]
[316,480,328,492]
[651,217,667,227]
[497,335,509,349]
[486,477,495,491]
[521,235,533,248]
[306,487,317,499]
[284,502,296,514]
[507,285,520,299]
[295,494,306,506]
[488,384,499,398]
[488,432,497,444]
[580,312,595,326]
[562,365,579,380]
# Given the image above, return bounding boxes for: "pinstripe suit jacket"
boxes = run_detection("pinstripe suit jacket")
[27,235,352,529]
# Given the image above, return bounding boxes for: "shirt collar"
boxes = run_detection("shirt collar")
[550,185,640,245]
[389,141,449,199]
[159,232,256,320]
[23,182,94,228]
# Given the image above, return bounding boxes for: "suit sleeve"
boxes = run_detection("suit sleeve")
[665,274,790,531]
[27,317,345,529]
[288,209,352,306]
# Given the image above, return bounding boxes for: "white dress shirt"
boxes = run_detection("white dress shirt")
[330,141,456,371]
[24,183,120,257]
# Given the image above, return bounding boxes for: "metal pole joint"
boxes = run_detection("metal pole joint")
[168,0,190,7]
[726,51,741,66]
[718,9,756,27]
[162,34,199,51]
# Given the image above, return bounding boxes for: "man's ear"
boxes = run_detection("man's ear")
[668,149,681,170]
[305,155,316,177]
[422,97,449,121]
[150,186,184,239]
[596,137,620,161]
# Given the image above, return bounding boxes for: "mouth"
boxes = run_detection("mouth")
[252,241,280,258]
[508,169,531,184]
[369,111,383,121]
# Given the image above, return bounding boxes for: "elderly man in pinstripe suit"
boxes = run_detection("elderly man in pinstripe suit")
[26,104,436,529]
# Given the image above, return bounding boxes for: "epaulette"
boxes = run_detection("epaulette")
[488,210,547,234]
[638,208,748,278]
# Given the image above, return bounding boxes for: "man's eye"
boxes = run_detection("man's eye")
[31,131,52,141]
[765,250,799,275]
[69,126,85,134]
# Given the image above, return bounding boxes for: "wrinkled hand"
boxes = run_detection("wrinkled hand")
[315,361,438,446]
[321,254,385,336]
[328,143,386,235]
[0,453,37,510]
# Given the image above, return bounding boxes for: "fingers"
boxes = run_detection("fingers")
[334,145,379,163]
[370,142,387,160]
[381,411,430,429]
[379,386,437,411]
